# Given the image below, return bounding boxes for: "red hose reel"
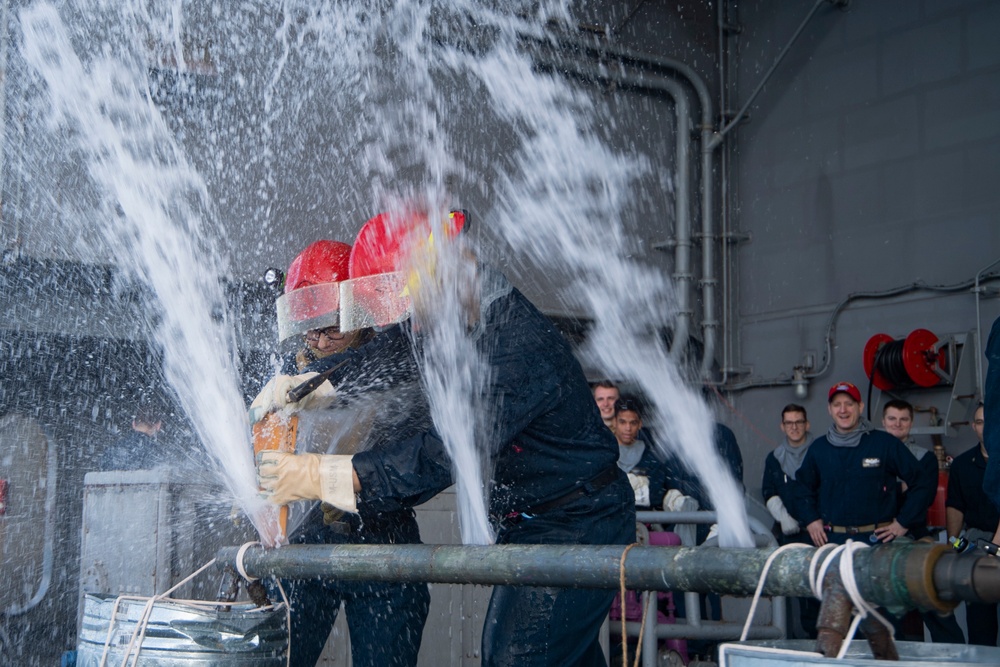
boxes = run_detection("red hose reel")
[863,328,948,391]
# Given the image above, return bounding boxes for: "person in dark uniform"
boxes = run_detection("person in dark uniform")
[762,404,812,543]
[762,403,818,639]
[947,403,999,646]
[661,420,743,545]
[984,316,1000,525]
[881,398,964,644]
[257,211,635,667]
[614,397,670,510]
[252,239,432,667]
[790,381,932,547]
[97,401,166,471]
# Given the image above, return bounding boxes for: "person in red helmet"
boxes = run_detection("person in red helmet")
[251,239,431,667]
[280,239,373,367]
[258,209,634,667]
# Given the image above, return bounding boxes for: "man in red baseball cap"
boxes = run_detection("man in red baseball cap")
[787,381,933,548]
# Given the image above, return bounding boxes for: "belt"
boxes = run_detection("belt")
[826,521,891,535]
[523,467,621,516]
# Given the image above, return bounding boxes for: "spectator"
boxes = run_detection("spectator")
[662,420,743,547]
[882,399,938,540]
[593,380,620,431]
[791,381,931,547]
[762,404,817,639]
[763,404,811,543]
[946,403,999,646]
[883,398,964,644]
[984,315,1000,524]
[614,397,669,510]
[97,400,167,471]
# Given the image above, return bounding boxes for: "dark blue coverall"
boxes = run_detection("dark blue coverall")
[662,422,743,544]
[276,330,442,667]
[983,315,1000,514]
[624,442,672,510]
[337,277,635,667]
[947,442,1000,645]
[761,450,819,638]
[789,430,931,545]
[893,446,964,644]
[761,451,811,545]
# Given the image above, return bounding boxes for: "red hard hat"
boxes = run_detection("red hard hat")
[275,240,351,342]
[284,240,352,293]
[349,210,466,279]
[339,210,466,332]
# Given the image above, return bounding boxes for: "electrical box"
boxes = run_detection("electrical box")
[77,469,253,633]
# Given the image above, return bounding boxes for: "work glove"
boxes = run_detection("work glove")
[766,495,800,535]
[627,473,650,507]
[663,488,697,512]
[248,373,337,424]
[321,502,346,526]
[256,451,357,513]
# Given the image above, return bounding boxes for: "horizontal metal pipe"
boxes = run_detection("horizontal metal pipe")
[624,620,785,640]
[219,543,1000,608]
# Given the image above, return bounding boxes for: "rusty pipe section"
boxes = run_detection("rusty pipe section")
[218,542,1000,609]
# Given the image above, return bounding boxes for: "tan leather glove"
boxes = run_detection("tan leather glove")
[248,373,338,424]
[256,451,357,513]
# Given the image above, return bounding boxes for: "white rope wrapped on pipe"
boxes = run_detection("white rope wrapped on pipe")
[734,540,895,662]
[97,542,291,667]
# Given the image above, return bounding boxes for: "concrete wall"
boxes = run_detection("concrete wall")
[728,0,1000,500]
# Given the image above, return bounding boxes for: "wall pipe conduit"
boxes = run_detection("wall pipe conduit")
[533,35,719,373]
[220,542,1000,609]
[527,1,846,378]
[533,54,694,358]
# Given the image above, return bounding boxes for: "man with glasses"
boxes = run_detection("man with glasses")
[762,404,811,543]
[762,404,817,638]
[946,403,999,645]
[251,239,431,667]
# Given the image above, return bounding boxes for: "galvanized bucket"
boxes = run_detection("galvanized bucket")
[75,594,287,666]
[719,639,1000,667]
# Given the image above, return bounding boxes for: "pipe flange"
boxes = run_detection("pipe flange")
[904,544,957,613]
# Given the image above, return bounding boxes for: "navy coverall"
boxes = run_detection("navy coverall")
[621,441,672,510]
[947,443,1000,645]
[662,423,743,544]
[341,273,635,667]
[276,333,441,667]
[761,451,810,545]
[984,315,1000,514]
[790,430,930,545]
[761,450,820,638]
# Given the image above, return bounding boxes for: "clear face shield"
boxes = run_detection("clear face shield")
[275,282,342,342]
[338,272,412,333]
